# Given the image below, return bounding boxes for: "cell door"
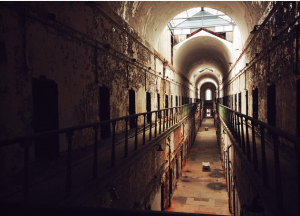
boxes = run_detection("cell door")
[238,92,242,113]
[246,90,248,116]
[297,79,300,138]
[129,89,136,128]
[165,95,168,116]
[146,92,151,123]
[253,88,258,119]
[32,77,59,161]
[99,86,110,138]
[267,84,276,127]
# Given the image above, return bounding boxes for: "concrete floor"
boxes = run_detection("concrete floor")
[166,118,232,216]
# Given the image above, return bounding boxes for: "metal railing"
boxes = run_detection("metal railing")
[218,104,300,214]
[0,103,200,204]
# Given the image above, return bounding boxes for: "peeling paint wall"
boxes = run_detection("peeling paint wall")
[0,1,195,198]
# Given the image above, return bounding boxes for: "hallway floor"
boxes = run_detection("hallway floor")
[166,118,231,216]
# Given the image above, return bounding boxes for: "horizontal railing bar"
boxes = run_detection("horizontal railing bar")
[0,103,198,147]
[218,104,300,144]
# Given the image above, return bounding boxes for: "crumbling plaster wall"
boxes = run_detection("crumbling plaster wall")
[0,1,191,184]
[222,2,300,139]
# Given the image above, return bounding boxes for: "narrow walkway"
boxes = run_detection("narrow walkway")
[167,118,231,215]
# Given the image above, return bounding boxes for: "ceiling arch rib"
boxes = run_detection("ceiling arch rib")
[174,33,232,81]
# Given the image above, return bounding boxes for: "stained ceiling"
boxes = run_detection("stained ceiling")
[102,1,269,88]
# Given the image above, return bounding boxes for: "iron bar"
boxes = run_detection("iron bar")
[237,114,241,147]
[246,119,251,161]
[241,116,245,153]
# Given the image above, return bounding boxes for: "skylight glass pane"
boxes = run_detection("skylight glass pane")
[204,7,218,15]
[224,25,233,31]
[186,7,201,17]
[172,18,186,26]
[182,29,190,34]
[215,26,224,32]
[219,15,232,22]
[174,29,182,35]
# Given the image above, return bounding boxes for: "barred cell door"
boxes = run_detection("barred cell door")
[129,89,136,128]
[32,77,59,161]
[99,86,110,138]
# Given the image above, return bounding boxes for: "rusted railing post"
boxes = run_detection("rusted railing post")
[93,126,98,179]
[241,116,245,153]
[66,131,74,196]
[237,114,241,147]
[125,118,128,157]
[111,121,116,166]
[246,118,251,161]
[272,133,283,209]
[252,121,258,171]
[260,126,268,186]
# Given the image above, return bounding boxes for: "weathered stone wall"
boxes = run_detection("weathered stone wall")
[221,2,300,140]
[0,2,194,176]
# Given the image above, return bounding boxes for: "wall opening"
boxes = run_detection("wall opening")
[146,92,151,123]
[245,90,248,116]
[252,88,258,119]
[205,89,212,100]
[267,84,276,128]
[129,89,136,128]
[32,76,59,160]
[99,86,111,138]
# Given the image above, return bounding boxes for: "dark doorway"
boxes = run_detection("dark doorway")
[146,92,151,123]
[297,79,300,138]
[238,92,242,113]
[129,89,136,128]
[267,84,276,127]
[165,95,169,116]
[252,88,258,119]
[246,90,248,116]
[32,77,59,161]
[99,86,110,139]
[157,93,161,118]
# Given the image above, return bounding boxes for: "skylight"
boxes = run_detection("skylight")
[168,7,235,35]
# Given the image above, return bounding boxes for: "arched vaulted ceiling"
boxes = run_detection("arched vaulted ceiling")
[174,35,232,80]
[102,1,269,88]
[105,1,269,47]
